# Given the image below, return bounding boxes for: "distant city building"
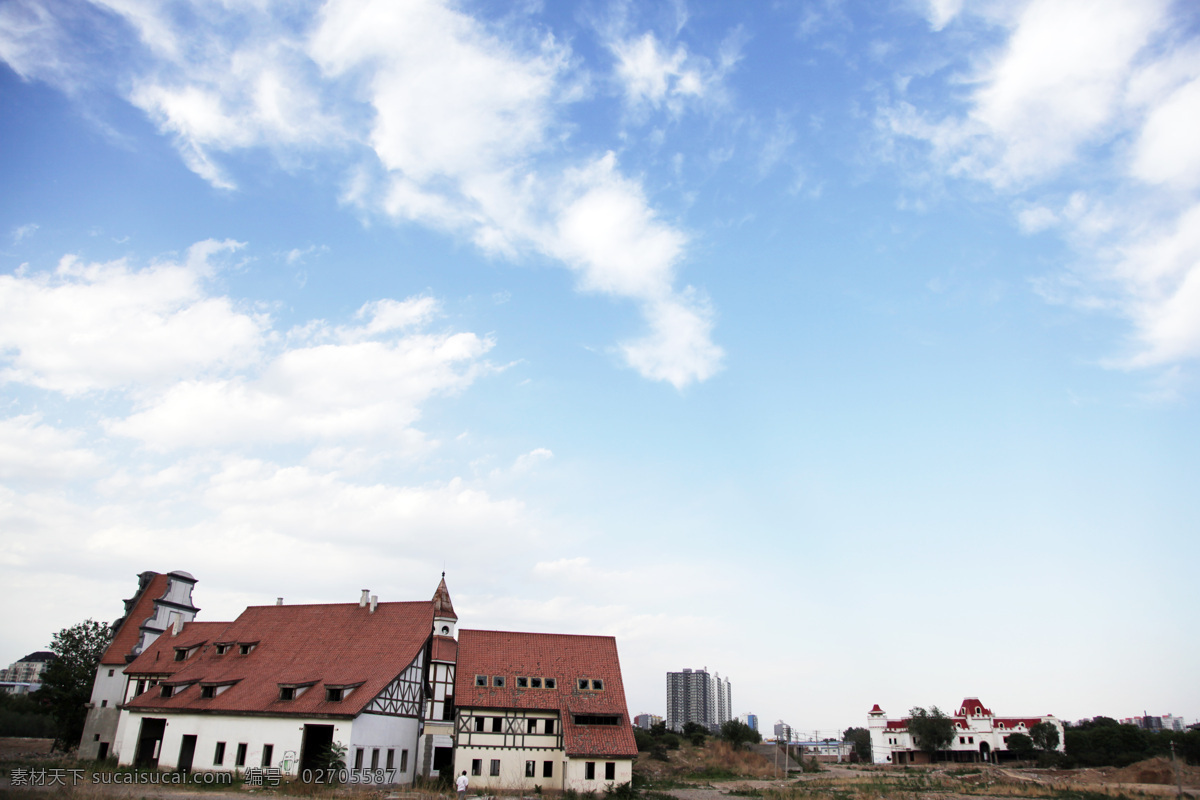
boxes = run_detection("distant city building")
[796,740,854,762]
[1121,714,1187,732]
[634,713,663,729]
[0,651,54,694]
[774,721,795,742]
[666,668,732,731]
[868,697,1065,764]
[738,713,758,732]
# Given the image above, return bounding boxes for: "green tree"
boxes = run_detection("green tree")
[1030,721,1060,752]
[39,619,110,750]
[719,719,762,750]
[843,727,872,763]
[907,707,955,756]
[1007,732,1035,759]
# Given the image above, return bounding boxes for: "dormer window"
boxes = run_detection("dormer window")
[326,687,343,702]
[174,649,187,662]
[280,687,295,701]
[238,643,256,655]
[214,643,231,655]
[200,685,215,699]
[161,685,174,698]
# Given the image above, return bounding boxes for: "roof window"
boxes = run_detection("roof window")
[493,676,505,688]
[517,677,529,688]
[475,675,487,687]
[545,678,556,689]
[575,715,619,725]
[530,678,542,688]
[238,642,257,655]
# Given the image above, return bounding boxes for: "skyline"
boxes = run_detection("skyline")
[1,0,1198,733]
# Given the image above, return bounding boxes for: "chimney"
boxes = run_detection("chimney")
[359,589,370,607]
[369,594,378,614]
[276,597,283,606]
[169,612,182,636]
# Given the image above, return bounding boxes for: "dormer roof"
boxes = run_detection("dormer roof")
[432,575,457,621]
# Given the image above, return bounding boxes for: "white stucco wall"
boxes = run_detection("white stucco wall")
[564,757,632,791]
[79,665,128,759]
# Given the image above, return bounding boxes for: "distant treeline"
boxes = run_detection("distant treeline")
[1066,717,1199,767]
[0,691,57,739]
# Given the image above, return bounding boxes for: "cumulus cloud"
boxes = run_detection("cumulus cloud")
[882,0,1200,373]
[0,240,264,393]
[0,0,723,388]
[0,415,102,482]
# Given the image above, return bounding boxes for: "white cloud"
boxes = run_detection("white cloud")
[884,0,1200,374]
[11,223,38,244]
[0,415,102,482]
[512,448,553,472]
[0,239,264,394]
[621,291,723,389]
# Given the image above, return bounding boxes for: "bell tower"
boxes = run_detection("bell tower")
[432,572,457,639]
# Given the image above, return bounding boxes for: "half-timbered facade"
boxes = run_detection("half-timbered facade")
[115,593,434,782]
[453,630,638,792]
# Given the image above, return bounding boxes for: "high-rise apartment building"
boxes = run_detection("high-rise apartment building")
[666,667,733,731]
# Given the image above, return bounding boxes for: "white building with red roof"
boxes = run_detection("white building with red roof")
[867,698,1065,764]
[417,575,460,779]
[79,570,200,761]
[115,591,433,781]
[452,629,638,792]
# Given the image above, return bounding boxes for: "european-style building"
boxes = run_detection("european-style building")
[867,698,1066,764]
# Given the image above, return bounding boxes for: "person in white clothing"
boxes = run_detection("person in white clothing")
[456,770,469,799]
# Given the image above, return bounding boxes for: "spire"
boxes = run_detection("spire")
[432,575,457,621]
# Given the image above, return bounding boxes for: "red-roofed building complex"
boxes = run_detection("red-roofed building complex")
[91,572,637,790]
[453,629,638,791]
[867,698,1066,764]
[80,570,200,761]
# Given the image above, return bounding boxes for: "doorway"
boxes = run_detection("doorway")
[134,718,166,768]
[178,735,197,772]
[300,724,335,774]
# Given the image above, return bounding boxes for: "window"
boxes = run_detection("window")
[239,643,254,655]
[94,734,100,741]
[526,761,536,778]
[492,717,503,733]
[471,759,482,776]
[326,687,344,702]
[108,669,114,677]
[262,745,274,767]
[578,679,589,690]
[475,717,485,732]
[100,700,107,707]
[200,686,215,699]
[968,737,974,744]
[605,763,615,780]
[214,742,225,766]
[575,715,619,726]
[400,749,408,772]
[528,719,537,733]
[585,762,596,780]
[592,679,604,691]
[475,675,487,687]
[490,759,500,776]
[387,749,394,769]
[160,685,173,698]
[371,749,380,770]
[214,644,229,655]
[493,676,505,687]
[354,748,364,770]
[517,677,529,688]
[545,719,555,735]
[279,687,295,701]
[531,677,542,688]
[543,761,553,778]
[959,737,965,744]
[544,678,556,689]
[174,649,187,662]
[235,744,247,767]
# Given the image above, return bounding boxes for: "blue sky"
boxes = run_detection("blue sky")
[1,0,1198,733]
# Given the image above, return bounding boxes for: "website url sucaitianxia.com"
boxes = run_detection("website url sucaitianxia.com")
[8,768,235,787]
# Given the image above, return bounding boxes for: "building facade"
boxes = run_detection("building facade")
[634,714,663,730]
[867,698,1066,764]
[666,668,732,732]
[80,570,200,760]
[453,629,638,792]
[0,651,54,695]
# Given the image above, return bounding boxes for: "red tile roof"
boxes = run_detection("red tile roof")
[958,698,992,716]
[123,601,433,718]
[100,573,169,665]
[432,635,458,663]
[455,629,637,758]
[124,622,231,678]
